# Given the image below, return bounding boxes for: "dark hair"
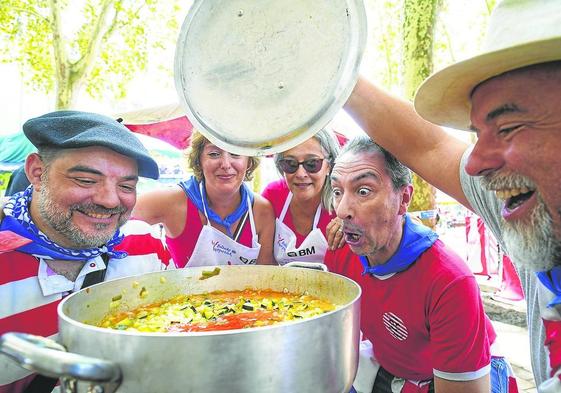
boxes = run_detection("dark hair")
[187,131,259,182]
[337,135,412,190]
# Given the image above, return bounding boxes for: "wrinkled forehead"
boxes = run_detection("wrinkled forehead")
[333,150,387,179]
[471,62,561,103]
[335,149,384,168]
[469,65,561,131]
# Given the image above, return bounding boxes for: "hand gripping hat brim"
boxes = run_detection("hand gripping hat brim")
[414,0,561,131]
[23,110,160,179]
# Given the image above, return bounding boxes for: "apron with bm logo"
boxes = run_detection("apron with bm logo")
[273,192,328,265]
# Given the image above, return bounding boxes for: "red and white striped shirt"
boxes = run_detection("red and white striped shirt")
[0,220,171,393]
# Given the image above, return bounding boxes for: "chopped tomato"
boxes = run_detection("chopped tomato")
[96,289,336,333]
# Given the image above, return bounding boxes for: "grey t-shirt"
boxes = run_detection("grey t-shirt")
[459,147,547,386]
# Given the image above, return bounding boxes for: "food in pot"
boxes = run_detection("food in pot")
[95,289,336,332]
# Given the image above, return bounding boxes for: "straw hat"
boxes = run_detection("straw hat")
[414,0,561,131]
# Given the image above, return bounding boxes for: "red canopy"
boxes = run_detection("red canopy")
[117,104,193,150]
[117,103,349,151]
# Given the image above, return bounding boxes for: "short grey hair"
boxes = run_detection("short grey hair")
[37,146,66,168]
[274,128,340,211]
[336,135,412,190]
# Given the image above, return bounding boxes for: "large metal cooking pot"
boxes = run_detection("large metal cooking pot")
[1,265,361,393]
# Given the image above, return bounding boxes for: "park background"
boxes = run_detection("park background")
[0,1,537,390]
[1,0,487,212]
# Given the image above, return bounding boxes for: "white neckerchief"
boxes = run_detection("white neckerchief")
[37,255,106,296]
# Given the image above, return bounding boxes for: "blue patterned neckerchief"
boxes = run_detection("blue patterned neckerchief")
[537,267,561,307]
[360,214,438,276]
[1,185,127,261]
[179,176,254,237]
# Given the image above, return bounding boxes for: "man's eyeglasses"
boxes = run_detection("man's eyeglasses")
[277,158,326,174]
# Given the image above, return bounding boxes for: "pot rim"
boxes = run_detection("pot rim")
[57,266,362,338]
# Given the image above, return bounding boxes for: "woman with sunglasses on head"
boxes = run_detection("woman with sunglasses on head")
[133,131,275,268]
[262,129,345,266]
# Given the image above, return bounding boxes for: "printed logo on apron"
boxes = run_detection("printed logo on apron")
[273,192,328,265]
[277,234,288,252]
[211,240,237,257]
[187,184,261,267]
[239,256,257,264]
[287,246,316,258]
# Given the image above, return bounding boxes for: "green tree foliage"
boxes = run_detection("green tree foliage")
[401,0,442,226]
[0,0,185,109]
[484,0,497,14]
[402,0,441,100]
[374,0,402,89]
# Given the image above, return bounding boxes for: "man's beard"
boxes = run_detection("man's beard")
[38,175,129,249]
[501,196,561,272]
[483,173,561,272]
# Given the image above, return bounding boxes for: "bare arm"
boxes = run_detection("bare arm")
[131,186,187,238]
[345,76,472,209]
[253,194,276,265]
[434,374,489,393]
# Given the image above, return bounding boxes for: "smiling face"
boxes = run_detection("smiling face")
[28,146,138,249]
[280,137,330,204]
[199,143,250,196]
[466,63,561,270]
[331,150,411,266]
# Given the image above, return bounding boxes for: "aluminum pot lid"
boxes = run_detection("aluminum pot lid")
[174,0,367,156]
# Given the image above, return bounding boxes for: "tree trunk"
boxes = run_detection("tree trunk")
[51,0,116,109]
[55,68,80,109]
[402,0,442,228]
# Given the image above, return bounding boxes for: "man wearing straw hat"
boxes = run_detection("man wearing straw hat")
[344,0,561,391]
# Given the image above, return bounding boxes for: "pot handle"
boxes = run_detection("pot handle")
[0,332,122,383]
[284,261,329,271]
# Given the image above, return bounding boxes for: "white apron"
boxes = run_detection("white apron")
[273,192,328,265]
[187,189,261,267]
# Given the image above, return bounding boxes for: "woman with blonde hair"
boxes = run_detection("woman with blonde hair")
[133,131,275,268]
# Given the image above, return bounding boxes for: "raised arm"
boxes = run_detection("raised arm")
[345,76,472,208]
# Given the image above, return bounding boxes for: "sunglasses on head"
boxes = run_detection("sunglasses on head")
[277,157,326,174]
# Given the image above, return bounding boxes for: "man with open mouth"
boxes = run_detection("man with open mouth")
[326,136,515,393]
[342,1,561,391]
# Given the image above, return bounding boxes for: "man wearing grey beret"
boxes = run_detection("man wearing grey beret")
[0,111,172,392]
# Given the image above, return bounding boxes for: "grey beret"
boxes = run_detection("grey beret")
[23,110,159,179]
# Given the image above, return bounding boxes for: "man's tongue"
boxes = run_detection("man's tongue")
[345,232,361,244]
[506,190,534,211]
